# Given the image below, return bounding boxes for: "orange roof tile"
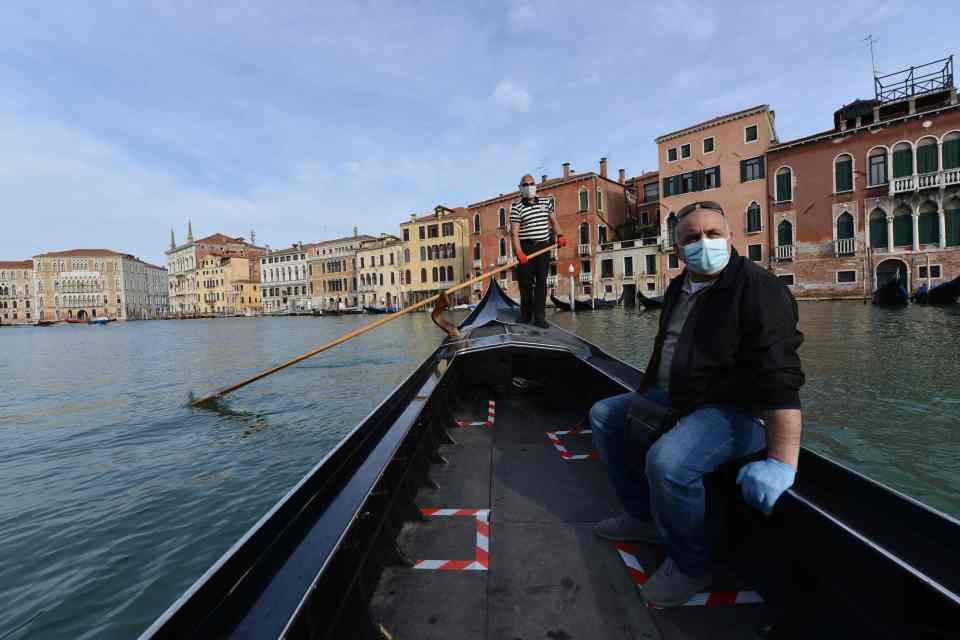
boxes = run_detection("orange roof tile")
[35,248,123,257]
[0,260,33,269]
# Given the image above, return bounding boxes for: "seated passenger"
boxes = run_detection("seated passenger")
[589,201,805,607]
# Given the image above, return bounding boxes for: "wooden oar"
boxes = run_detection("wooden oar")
[189,242,559,406]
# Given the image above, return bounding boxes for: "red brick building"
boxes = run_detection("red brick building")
[767,57,960,298]
[466,159,632,300]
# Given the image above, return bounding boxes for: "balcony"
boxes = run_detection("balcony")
[891,168,960,195]
[473,259,482,269]
[776,244,795,262]
[835,237,857,257]
[577,244,592,256]
[496,255,509,266]
[596,237,661,255]
[547,275,557,286]
[579,272,593,283]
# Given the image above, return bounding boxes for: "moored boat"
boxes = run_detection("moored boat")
[915,276,960,306]
[140,280,960,640]
[550,293,619,311]
[364,305,398,315]
[637,290,665,310]
[872,277,909,306]
[88,317,112,325]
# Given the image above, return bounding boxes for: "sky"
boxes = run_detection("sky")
[0,1,956,266]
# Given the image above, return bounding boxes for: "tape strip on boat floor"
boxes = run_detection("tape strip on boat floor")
[412,508,490,571]
[455,400,496,428]
[546,429,599,461]
[612,542,762,607]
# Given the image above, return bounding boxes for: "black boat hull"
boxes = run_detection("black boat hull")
[550,294,618,311]
[873,278,909,306]
[915,276,960,306]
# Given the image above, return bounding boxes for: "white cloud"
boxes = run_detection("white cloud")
[492,80,531,112]
[508,3,537,32]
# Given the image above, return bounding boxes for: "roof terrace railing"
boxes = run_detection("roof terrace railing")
[875,56,954,104]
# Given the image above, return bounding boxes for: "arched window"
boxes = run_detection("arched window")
[836,212,854,240]
[379,273,384,286]
[474,213,481,233]
[918,201,939,245]
[777,219,793,247]
[892,142,912,178]
[447,266,454,281]
[944,132,960,170]
[893,205,913,247]
[432,267,439,282]
[405,269,411,284]
[834,153,853,192]
[598,225,607,244]
[450,243,455,258]
[945,197,960,247]
[917,137,939,174]
[427,246,433,260]
[404,248,410,263]
[868,147,888,186]
[498,207,506,227]
[420,247,426,261]
[579,222,590,245]
[499,238,507,256]
[420,268,427,283]
[579,188,589,211]
[775,167,792,201]
[596,189,604,211]
[667,213,678,244]
[474,242,481,260]
[746,202,762,233]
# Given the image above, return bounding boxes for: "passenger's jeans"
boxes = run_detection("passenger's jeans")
[589,389,766,575]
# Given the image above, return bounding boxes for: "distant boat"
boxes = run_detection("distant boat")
[637,290,665,310]
[873,277,909,306]
[914,276,960,306]
[364,305,398,314]
[65,318,87,324]
[88,317,111,325]
[550,294,619,311]
[340,307,364,315]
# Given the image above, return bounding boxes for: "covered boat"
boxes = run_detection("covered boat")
[872,276,909,306]
[914,276,960,306]
[140,279,960,640]
[550,294,619,311]
[637,290,665,310]
[364,305,398,315]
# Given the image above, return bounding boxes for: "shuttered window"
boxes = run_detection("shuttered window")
[869,214,887,248]
[917,142,939,174]
[834,155,853,192]
[741,157,764,182]
[836,212,854,240]
[746,203,762,233]
[945,208,960,246]
[777,220,792,246]
[579,189,589,211]
[775,168,792,201]
[918,211,939,244]
[892,149,912,178]
[893,214,913,247]
[944,138,960,170]
[868,151,888,185]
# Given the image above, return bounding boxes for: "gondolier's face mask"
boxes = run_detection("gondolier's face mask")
[674,203,732,276]
[519,175,536,199]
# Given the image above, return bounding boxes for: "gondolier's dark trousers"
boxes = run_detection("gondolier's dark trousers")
[517,239,550,323]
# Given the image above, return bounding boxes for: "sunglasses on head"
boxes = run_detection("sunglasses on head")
[676,201,724,220]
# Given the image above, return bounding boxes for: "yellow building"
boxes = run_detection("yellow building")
[197,254,261,315]
[398,205,471,305]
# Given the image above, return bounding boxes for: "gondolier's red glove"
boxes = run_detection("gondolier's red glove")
[556,234,567,248]
[516,250,528,265]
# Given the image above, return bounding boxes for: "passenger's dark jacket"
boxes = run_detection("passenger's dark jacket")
[640,251,804,415]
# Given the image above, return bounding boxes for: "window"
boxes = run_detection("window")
[703,166,720,190]
[420,247,426,260]
[447,266,454,281]
[746,202,762,233]
[748,244,762,262]
[869,209,887,248]
[624,256,634,276]
[667,213,678,244]
[663,175,678,197]
[499,238,507,256]
[474,243,481,260]
[419,226,426,240]
[596,189,604,211]
[893,207,913,247]
[432,267,438,282]
[680,143,691,159]
[420,268,427,282]
[579,222,590,245]
[778,219,793,247]
[473,214,481,234]
[442,222,454,236]
[668,253,679,269]
[892,142,913,178]
[944,132,960,170]
[644,254,657,275]
[777,274,795,286]
[581,260,591,274]
[834,154,853,192]
[579,188,589,211]
[498,207,506,228]
[917,137,939,174]
[868,148,888,186]
[745,124,758,143]
[741,156,765,182]
[680,172,695,193]
[947,199,960,246]
[404,248,410,262]
[598,225,607,244]
[919,265,942,279]
[405,269,411,284]
[837,270,857,283]
[775,167,792,202]
[703,137,715,153]
[428,224,439,238]
[643,182,658,201]
[836,212,854,245]
[918,202,939,245]
[601,259,614,278]
[667,148,678,162]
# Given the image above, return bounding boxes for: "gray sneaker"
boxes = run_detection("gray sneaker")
[592,513,662,543]
[642,557,712,608]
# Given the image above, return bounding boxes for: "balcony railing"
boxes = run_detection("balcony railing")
[577,244,592,256]
[472,259,482,269]
[945,167,960,187]
[776,244,795,262]
[579,272,593,283]
[496,255,509,266]
[597,237,661,254]
[892,168,960,194]
[547,275,557,286]
[835,237,856,257]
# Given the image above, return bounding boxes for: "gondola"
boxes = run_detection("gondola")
[914,276,960,306]
[364,305,398,315]
[872,276,909,306]
[637,289,665,310]
[550,293,619,311]
[140,279,960,640]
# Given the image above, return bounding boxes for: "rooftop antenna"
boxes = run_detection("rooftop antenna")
[863,34,879,78]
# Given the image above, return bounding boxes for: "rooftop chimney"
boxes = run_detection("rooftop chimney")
[618,168,625,184]
[410,213,417,222]
[541,174,548,184]
[600,157,608,179]
[563,162,570,178]
[353,226,358,237]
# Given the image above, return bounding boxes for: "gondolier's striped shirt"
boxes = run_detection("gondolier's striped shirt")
[510,197,554,242]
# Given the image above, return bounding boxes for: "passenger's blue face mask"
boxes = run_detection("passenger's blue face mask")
[681,237,730,275]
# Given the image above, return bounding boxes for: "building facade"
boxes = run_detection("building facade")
[308,230,375,310]
[260,243,315,312]
[32,249,167,321]
[399,206,470,305]
[165,224,264,315]
[467,159,631,302]
[595,237,664,306]
[766,60,960,298]
[657,105,778,281]
[0,261,35,324]
[198,254,261,315]
[357,234,404,309]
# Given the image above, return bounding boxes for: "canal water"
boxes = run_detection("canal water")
[1,303,958,638]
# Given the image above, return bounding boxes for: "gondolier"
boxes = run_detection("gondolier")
[511,174,565,327]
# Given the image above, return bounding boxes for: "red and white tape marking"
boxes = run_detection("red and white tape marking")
[456,400,496,428]
[546,430,599,461]
[413,508,490,571]
[612,542,763,606]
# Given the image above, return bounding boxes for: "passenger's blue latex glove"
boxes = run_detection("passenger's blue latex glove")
[736,458,796,515]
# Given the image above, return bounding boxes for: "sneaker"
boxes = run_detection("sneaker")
[593,513,662,543]
[642,557,712,608]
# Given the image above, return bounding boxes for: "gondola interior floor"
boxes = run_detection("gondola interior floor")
[370,385,778,639]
